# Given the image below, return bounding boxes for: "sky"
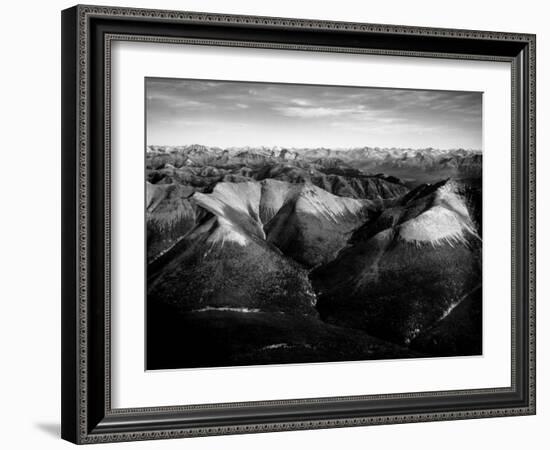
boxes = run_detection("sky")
[146,78,482,150]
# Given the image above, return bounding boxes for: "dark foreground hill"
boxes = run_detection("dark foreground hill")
[147,302,418,369]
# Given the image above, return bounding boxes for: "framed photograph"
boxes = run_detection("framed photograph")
[61,5,536,444]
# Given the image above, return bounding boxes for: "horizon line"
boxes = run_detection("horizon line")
[146,143,483,152]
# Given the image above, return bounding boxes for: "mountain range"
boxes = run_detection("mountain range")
[146,145,482,369]
[148,144,481,183]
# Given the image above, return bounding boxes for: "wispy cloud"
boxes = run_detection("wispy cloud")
[146,78,482,149]
[290,98,312,107]
[274,105,370,118]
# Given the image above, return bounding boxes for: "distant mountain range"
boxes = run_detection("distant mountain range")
[148,144,481,160]
[148,144,481,185]
[146,144,482,368]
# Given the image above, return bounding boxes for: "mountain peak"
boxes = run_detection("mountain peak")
[398,180,479,247]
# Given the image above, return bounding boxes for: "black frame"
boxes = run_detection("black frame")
[61,4,536,444]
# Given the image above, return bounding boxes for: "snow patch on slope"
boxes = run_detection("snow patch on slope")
[206,217,248,247]
[297,184,369,224]
[194,181,262,221]
[192,306,261,313]
[400,206,468,246]
[433,180,470,219]
[194,181,266,240]
[399,181,479,246]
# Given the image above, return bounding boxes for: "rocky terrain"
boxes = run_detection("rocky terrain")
[146,145,482,369]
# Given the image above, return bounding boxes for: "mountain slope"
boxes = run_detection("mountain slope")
[312,179,482,346]
[147,211,318,316]
[146,182,197,261]
[188,179,380,268]
[264,182,376,267]
[410,285,482,356]
[193,181,266,241]
[147,178,385,315]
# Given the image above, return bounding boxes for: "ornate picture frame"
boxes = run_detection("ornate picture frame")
[61,5,536,444]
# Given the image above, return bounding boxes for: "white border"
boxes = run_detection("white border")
[111,41,511,409]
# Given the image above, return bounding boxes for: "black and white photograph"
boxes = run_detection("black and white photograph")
[145,78,483,370]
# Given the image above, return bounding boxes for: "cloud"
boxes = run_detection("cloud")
[146,78,482,149]
[290,98,312,106]
[274,105,371,119]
